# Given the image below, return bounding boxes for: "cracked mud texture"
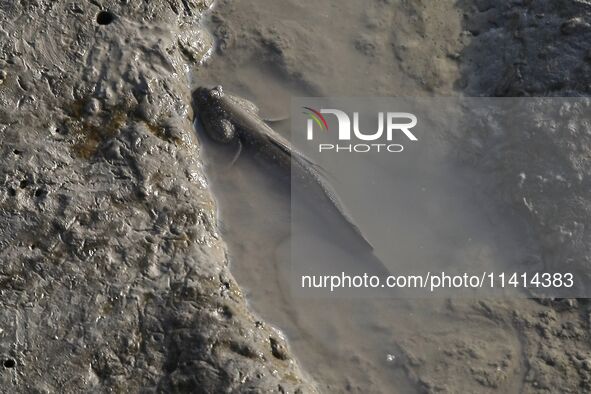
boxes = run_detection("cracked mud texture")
[0,1,316,392]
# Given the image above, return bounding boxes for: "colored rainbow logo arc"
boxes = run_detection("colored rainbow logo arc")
[303,107,329,131]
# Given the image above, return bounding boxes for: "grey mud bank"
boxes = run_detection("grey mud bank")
[0,1,316,392]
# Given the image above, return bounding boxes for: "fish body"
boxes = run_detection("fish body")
[193,85,374,253]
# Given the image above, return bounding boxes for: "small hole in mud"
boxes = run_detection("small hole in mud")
[13,149,22,156]
[35,188,47,198]
[7,187,16,197]
[3,359,15,368]
[96,11,116,25]
[19,180,29,189]
[152,333,164,342]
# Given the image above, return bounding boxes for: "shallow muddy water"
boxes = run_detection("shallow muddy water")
[192,0,533,392]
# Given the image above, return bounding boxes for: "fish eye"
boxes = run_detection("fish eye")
[210,85,223,98]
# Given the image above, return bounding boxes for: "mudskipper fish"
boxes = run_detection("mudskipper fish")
[193,85,390,279]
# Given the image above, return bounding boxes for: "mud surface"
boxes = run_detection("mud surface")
[193,0,591,393]
[2,0,591,392]
[0,1,316,392]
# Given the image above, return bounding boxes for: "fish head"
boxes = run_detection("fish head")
[193,85,236,143]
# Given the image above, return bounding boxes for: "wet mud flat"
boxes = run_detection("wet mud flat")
[0,1,317,392]
[193,0,591,392]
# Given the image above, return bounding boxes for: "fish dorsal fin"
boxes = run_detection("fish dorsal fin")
[264,131,335,181]
[226,92,289,123]
[264,116,290,126]
[226,93,260,115]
